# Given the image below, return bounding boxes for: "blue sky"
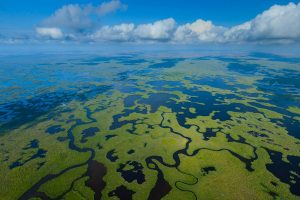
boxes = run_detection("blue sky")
[1,0,300,44]
[1,0,298,27]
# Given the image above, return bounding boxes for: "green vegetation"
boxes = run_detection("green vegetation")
[0,55,299,200]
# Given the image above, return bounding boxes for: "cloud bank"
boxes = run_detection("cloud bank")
[22,2,300,44]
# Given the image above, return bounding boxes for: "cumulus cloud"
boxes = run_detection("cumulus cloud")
[174,2,300,43]
[91,18,176,42]
[36,27,63,39]
[39,0,126,33]
[90,18,225,43]
[32,2,300,44]
[91,23,135,41]
[134,18,176,41]
[174,19,226,42]
[224,2,300,42]
[42,4,93,33]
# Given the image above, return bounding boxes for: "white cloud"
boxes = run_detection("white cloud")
[36,27,63,39]
[225,2,300,42]
[42,4,93,33]
[134,18,176,41]
[90,18,176,42]
[174,19,226,42]
[91,23,135,41]
[90,18,224,43]
[41,0,127,33]
[31,2,300,44]
[174,2,300,44]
